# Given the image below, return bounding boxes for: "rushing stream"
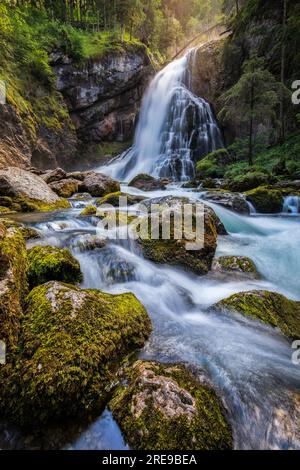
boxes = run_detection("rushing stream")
[1,49,300,451]
[1,186,299,450]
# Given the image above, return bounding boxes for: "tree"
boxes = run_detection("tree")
[279,0,287,143]
[219,54,284,165]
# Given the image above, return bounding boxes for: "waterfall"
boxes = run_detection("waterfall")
[98,49,223,182]
[282,195,300,214]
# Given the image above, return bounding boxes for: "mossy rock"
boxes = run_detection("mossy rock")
[0,206,12,214]
[96,192,145,207]
[97,209,137,227]
[244,187,283,213]
[80,205,97,216]
[1,219,40,240]
[0,281,152,425]
[27,245,82,288]
[227,172,272,192]
[137,199,219,275]
[49,179,79,198]
[110,361,233,450]
[196,149,231,179]
[0,222,28,358]
[212,256,259,279]
[214,290,300,339]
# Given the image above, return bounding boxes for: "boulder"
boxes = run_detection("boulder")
[200,191,250,215]
[227,172,272,192]
[0,222,27,358]
[42,168,67,184]
[81,172,120,197]
[0,167,70,212]
[27,245,82,288]
[110,361,232,450]
[212,256,260,279]
[0,281,152,425]
[80,205,97,216]
[213,290,300,339]
[245,187,283,214]
[49,178,80,198]
[97,191,145,207]
[128,174,170,191]
[136,197,219,275]
[0,219,40,240]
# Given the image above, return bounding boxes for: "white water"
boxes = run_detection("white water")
[283,195,300,214]
[4,186,296,450]
[98,50,223,182]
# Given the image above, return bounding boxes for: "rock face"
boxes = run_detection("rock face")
[212,256,260,279]
[0,167,70,211]
[110,361,233,450]
[52,48,152,145]
[0,97,77,171]
[0,281,152,425]
[0,222,27,358]
[214,290,300,339]
[136,197,219,275]
[27,245,82,288]
[200,191,249,214]
[128,174,170,191]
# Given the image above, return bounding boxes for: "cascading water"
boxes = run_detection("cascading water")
[283,195,300,214]
[98,49,223,182]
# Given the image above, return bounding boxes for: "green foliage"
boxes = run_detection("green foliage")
[196,148,231,178]
[27,245,83,288]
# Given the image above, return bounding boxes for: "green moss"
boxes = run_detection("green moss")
[0,222,28,358]
[97,192,145,207]
[27,245,82,288]
[214,256,259,278]
[137,203,218,275]
[80,205,97,216]
[196,149,231,179]
[244,186,283,213]
[10,196,70,213]
[0,206,12,214]
[0,281,152,425]
[110,361,232,450]
[214,290,300,339]
[0,219,40,240]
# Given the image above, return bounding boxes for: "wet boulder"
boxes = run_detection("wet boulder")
[0,219,40,241]
[200,191,250,215]
[128,174,170,191]
[211,256,260,280]
[0,167,70,212]
[27,245,82,288]
[227,172,273,192]
[136,197,219,275]
[97,191,145,207]
[0,282,152,425]
[48,178,80,198]
[80,205,97,216]
[213,290,300,339]
[244,187,283,214]
[110,361,233,450]
[42,168,67,184]
[81,172,120,197]
[0,222,27,358]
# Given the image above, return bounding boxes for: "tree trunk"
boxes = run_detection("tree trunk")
[120,14,125,43]
[248,80,255,166]
[62,0,68,23]
[279,0,287,144]
[235,0,239,14]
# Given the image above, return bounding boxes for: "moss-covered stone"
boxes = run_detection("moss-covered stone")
[80,205,97,216]
[27,245,82,288]
[1,219,40,240]
[244,187,283,213]
[49,179,79,198]
[96,192,145,207]
[0,222,28,358]
[0,281,152,425]
[214,290,300,339]
[137,199,219,275]
[110,361,233,450]
[0,206,12,214]
[212,256,260,279]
